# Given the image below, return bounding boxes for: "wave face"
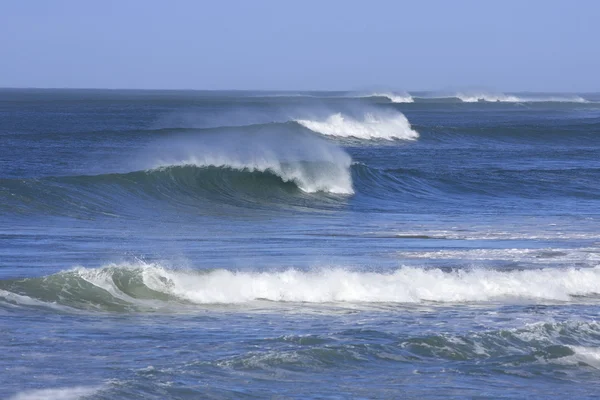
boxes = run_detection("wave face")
[296,111,419,140]
[3,263,600,311]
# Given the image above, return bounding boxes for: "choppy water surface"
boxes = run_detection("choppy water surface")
[2,89,600,399]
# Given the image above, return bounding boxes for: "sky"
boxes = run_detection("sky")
[1,0,598,92]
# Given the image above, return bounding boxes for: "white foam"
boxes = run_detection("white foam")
[123,264,600,304]
[8,386,103,400]
[296,111,419,140]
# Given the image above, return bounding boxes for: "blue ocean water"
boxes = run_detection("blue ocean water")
[1,89,600,399]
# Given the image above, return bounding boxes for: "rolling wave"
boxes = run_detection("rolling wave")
[2,263,600,311]
[0,163,351,218]
[142,128,354,194]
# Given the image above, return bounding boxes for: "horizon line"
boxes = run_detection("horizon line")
[0,86,598,94]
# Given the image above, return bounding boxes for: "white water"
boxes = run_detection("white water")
[296,111,419,140]
[63,263,600,305]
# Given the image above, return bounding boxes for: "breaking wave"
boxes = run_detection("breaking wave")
[2,263,600,311]
[296,111,419,140]
[141,128,354,194]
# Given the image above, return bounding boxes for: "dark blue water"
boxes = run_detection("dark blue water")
[2,89,600,399]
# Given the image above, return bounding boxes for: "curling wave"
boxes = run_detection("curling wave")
[2,263,600,311]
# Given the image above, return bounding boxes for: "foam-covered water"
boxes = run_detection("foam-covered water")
[2,89,600,399]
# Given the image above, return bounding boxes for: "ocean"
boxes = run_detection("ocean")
[1,89,600,399]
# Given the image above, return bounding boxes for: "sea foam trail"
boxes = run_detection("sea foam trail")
[296,111,419,140]
[140,129,354,194]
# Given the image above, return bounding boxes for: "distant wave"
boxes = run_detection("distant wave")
[427,92,590,103]
[249,92,415,103]
[296,111,419,140]
[362,92,414,103]
[243,91,590,104]
[3,263,600,311]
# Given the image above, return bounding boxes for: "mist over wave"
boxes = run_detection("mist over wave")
[140,129,354,194]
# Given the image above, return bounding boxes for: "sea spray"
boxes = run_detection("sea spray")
[140,128,354,194]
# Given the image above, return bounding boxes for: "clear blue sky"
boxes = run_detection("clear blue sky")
[1,0,598,91]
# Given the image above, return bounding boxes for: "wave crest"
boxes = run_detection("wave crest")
[296,111,419,140]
